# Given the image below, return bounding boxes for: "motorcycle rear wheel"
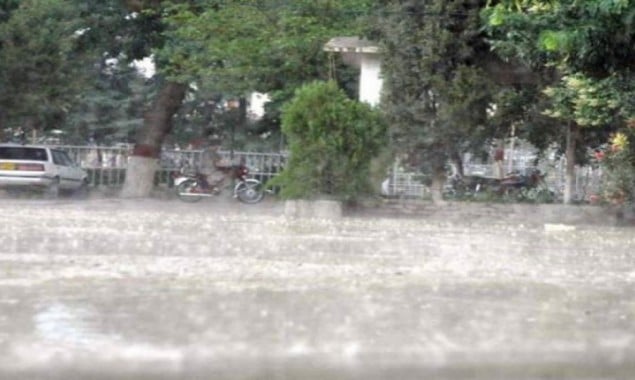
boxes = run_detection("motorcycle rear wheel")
[235,179,264,204]
[176,179,204,203]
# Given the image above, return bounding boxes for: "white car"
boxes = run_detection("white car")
[0,144,88,197]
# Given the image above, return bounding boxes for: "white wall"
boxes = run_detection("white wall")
[248,92,270,120]
[359,55,383,107]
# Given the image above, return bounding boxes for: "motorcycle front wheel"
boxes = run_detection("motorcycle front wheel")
[235,179,264,204]
[176,179,204,203]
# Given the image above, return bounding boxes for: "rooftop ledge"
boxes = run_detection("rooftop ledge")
[324,37,380,54]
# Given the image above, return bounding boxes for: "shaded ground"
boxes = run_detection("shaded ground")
[0,197,634,379]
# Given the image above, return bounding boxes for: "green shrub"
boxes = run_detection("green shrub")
[596,130,635,205]
[269,81,386,202]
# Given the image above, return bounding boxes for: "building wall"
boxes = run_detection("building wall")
[359,55,383,107]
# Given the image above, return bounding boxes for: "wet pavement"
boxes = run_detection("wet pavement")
[1,197,634,379]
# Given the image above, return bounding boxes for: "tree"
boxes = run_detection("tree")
[0,0,156,144]
[61,59,156,144]
[483,0,635,203]
[374,0,495,202]
[121,0,373,196]
[0,0,99,138]
[159,0,371,135]
[269,81,386,202]
[114,0,190,197]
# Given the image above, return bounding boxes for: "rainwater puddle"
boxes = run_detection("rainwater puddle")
[34,302,120,348]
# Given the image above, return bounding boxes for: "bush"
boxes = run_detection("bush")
[269,81,386,202]
[596,130,635,205]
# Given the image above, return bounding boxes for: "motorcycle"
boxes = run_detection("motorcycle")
[446,168,553,201]
[173,163,265,204]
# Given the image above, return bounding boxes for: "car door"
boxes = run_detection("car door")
[51,150,84,190]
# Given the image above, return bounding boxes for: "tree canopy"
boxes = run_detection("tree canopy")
[0,0,95,133]
[0,0,159,142]
[373,0,495,199]
[159,0,371,90]
[156,0,373,143]
[483,0,635,202]
[483,0,635,129]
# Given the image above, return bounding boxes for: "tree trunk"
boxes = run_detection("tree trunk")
[121,81,187,198]
[23,116,41,144]
[429,166,447,205]
[450,151,464,177]
[563,123,578,204]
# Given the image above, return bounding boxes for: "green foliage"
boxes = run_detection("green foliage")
[542,73,628,128]
[595,128,635,204]
[0,0,97,130]
[483,1,635,74]
[483,0,635,200]
[0,0,20,22]
[0,0,144,139]
[0,0,371,148]
[161,0,371,88]
[376,0,495,174]
[62,62,155,144]
[482,0,635,109]
[269,81,386,201]
[158,0,371,141]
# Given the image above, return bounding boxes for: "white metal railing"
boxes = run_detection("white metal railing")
[382,160,601,202]
[54,144,602,201]
[53,145,287,188]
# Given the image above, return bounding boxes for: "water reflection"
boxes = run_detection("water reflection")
[34,302,118,347]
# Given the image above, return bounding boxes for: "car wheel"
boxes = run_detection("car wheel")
[73,180,89,199]
[45,178,60,199]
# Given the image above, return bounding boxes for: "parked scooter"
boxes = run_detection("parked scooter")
[173,163,265,204]
[445,168,552,200]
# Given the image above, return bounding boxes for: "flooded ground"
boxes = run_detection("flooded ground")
[0,197,634,379]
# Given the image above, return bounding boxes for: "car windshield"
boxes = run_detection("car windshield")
[0,147,48,161]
